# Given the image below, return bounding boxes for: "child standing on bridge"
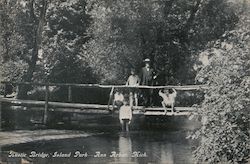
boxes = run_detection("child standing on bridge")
[126,68,140,107]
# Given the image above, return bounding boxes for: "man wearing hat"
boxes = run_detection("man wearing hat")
[140,58,156,107]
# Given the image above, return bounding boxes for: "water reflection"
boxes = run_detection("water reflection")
[116,132,133,163]
[119,133,132,154]
[116,132,176,164]
[2,131,193,164]
[160,144,174,164]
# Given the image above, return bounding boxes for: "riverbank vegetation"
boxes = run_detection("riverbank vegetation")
[190,1,250,163]
[0,0,249,163]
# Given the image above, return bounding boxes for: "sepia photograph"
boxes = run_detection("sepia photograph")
[0,0,249,163]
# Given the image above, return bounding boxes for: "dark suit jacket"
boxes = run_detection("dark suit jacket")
[140,67,154,86]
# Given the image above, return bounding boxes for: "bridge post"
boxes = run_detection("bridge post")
[16,85,19,96]
[3,83,7,98]
[68,86,72,102]
[43,85,49,124]
[107,86,114,112]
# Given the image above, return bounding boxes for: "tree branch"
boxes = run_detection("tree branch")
[29,0,38,23]
[184,0,202,33]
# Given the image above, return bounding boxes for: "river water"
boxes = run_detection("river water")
[0,106,198,164]
[1,129,194,164]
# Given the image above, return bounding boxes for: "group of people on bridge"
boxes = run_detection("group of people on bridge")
[114,58,177,131]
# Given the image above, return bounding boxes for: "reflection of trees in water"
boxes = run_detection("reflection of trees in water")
[145,141,174,164]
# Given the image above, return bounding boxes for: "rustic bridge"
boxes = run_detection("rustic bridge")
[0,81,206,129]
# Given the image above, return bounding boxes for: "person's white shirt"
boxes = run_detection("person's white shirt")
[119,105,132,124]
[114,92,124,102]
[159,89,177,106]
[126,75,140,86]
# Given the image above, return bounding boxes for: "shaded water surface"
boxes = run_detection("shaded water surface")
[2,130,193,164]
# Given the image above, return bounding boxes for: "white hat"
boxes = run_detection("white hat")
[144,58,150,62]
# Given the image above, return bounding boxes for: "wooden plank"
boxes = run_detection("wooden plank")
[1,98,46,106]
[9,106,192,116]
[50,108,142,115]
[9,106,138,115]
[133,106,196,112]
[51,108,110,114]
[98,84,207,90]
[1,81,100,87]
[11,106,111,114]
[144,111,191,116]
[1,81,208,90]
[0,98,109,109]
[0,97,197,111]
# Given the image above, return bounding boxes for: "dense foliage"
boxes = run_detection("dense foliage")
[0,0,30,82]
[0,0,249,163]
[0,0,237,86]
[42,0,98,83]
[0,0,98,97]
[85,0,237,84]
[191,2,250,163]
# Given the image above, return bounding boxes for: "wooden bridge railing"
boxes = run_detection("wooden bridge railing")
[1,81,207,97]
[0,81,206,125]
[1,81,207,105]
[1,81,207,88]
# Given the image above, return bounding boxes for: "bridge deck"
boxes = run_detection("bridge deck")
[0,97,195,116]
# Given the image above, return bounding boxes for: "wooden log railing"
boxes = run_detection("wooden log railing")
[1,81,208,90]
[0,81,206,125]
[0,97,197,113]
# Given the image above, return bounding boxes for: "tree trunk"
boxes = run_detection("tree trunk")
[18,0,47,99]
[180,0,202,44]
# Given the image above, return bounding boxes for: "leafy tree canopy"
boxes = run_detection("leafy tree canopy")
[84,0,237,84]
[191,1,250,163]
